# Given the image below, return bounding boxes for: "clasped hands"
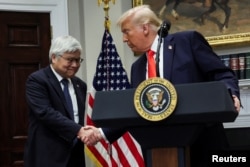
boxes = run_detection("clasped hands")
[77,125,103,146]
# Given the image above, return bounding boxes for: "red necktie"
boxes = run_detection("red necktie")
[147,50,156,78]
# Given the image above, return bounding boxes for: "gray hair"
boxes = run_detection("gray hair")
[117,5,162,32]
[49,35,82,61]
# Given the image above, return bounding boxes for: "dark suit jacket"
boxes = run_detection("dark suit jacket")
[24,66,87,167]
[131,30,240,166]
[131,31,239,98]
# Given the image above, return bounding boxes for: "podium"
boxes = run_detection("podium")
[92,81,238,167]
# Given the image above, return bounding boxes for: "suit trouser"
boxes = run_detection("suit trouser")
[67,140,85,167]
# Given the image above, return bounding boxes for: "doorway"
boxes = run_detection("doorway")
[0,11,51,167]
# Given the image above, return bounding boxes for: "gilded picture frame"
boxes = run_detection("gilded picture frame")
[132,0,250,46]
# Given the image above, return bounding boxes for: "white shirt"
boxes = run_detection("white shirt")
[147,35,164,79]
[50,65,79,123]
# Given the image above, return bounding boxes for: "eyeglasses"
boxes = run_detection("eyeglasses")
[58,55,84,64]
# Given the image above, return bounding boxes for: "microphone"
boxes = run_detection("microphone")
[158,20,171,38]
[155,20,171,77]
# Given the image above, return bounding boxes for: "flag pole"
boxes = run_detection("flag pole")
[97,0,117,163]
[88,1,145,166]
[97,0,115,32]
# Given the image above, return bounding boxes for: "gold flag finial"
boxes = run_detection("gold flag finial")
[133,0,143,7]
[97,0,115,32]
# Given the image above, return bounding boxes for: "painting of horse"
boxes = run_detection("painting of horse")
[158,0,231,31]
[137,0,250,45]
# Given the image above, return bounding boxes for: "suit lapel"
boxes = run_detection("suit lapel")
[138,54,147,81]
[71,78,85,124]
[45,67,65,99]
[163,36,175,81]
[45,66,75,120]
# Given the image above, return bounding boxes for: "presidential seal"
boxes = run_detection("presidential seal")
[134,78,177,121]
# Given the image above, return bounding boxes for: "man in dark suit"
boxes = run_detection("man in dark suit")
[24,35,101,167]
[117,5,241,167]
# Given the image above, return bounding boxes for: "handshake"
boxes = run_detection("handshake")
[77,125,103,146]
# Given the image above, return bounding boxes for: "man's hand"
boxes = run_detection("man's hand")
[232,95,240,112]
[77,126,103,146]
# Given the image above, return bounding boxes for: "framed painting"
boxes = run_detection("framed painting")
[132,0,250,46]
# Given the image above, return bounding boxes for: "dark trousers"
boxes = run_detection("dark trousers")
[190,123,229,167]
[67,140,85,167]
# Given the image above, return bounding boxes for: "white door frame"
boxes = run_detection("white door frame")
[0,0,68,39]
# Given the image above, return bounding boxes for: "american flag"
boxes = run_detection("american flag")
[85,29,145,167]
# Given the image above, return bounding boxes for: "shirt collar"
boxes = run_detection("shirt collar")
[50,65,71,84]
[150,35,159,53]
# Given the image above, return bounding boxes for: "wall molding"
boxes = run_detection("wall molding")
[0,0,68,39]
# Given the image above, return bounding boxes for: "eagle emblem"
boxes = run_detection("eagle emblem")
[134,77,177,121]
[146,88,166,111]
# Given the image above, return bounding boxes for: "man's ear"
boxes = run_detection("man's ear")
[51,54,57,63]
[142,23,149,35]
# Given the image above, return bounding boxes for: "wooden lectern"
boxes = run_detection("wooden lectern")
[92,81,238,167]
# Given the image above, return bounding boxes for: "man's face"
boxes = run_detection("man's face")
[121,19,150,54]
[51,50,81,78]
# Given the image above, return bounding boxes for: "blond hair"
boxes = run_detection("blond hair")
[117,5,162,32]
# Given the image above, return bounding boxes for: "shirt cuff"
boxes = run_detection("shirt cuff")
[99,128,109,143]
